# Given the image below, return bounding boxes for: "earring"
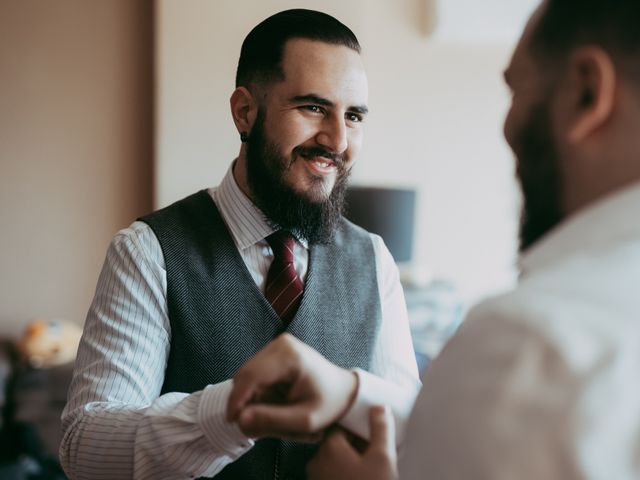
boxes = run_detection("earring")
[240,131,248,143]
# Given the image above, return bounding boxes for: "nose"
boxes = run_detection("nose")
[316,115,348,154]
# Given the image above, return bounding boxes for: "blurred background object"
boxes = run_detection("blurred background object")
[0,332,71,479]
[17,320,82,370]
[1,1,153,476]
[345,186,417,264]
[0,0,154,340]
[423,0,540,42]
[404,279,465,372]
[344,185,464,371]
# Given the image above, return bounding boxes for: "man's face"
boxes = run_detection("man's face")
[245,38,369,243]
[503,4,565,252]
[246,108,352,244]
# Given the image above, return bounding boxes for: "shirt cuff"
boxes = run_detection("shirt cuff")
[198,380,255,458]
[339,368,416,446]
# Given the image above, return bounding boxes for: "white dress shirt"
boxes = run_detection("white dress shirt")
[399,181,640,480]
[60,165,420,480]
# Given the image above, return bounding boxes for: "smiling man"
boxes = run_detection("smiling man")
[59,9,419,480]
[232,35,368,244]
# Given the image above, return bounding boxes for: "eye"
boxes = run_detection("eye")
[346,112,364,123]
[300,105,324,114]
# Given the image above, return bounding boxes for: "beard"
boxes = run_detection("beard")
[513,100,565,252]
[245,110,351,245]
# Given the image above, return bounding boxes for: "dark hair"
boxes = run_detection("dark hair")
[235,9,361,88]
[531,1,640,70]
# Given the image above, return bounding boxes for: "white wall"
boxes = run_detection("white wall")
[0,0,153,337]
[156,0,535,303]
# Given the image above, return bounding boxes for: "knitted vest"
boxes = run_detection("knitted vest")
[140,190,381,480]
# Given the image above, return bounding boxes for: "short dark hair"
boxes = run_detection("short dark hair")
[235,9,361,88]
[531,0,640,72]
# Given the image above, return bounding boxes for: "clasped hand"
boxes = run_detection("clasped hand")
[226,332,358,442]
[226,333,398,480]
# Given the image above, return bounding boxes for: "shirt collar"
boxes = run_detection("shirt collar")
[211,162,308,250]
[519,180,640,276]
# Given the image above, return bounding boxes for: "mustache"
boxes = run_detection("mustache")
[292,146,345,168]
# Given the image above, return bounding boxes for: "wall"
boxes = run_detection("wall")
[0,0,153,337]
[156,0,534,302]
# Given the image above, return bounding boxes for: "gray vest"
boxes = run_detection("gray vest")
[140,190,382,480]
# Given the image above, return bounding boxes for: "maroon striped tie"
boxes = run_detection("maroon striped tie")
[265,231,304,324]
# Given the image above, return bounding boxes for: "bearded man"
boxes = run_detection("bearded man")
[396,1,640,477]
[59,9,420,480]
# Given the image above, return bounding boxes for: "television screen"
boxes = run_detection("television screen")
[344,186,416,263]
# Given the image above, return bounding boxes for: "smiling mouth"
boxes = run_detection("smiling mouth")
[301,155,337,176]
[293,146,344,177]
[310,157,335,168]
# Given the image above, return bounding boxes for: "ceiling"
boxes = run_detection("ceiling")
[429,0,540,44]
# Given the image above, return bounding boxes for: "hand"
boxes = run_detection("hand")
[307,405,398,480]
[227,333,358,441]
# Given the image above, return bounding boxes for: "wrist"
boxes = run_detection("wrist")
[336,369,359,420]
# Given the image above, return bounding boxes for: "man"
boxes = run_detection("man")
[59,9,419,480]
[228,1,640,478]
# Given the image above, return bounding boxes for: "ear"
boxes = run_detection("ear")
[565,46,616,144]
[230,86,259,138]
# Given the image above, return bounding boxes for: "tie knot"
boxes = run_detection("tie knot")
[266,231,295,263]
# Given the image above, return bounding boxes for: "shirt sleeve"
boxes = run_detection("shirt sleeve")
[338,233,422,445]
[59,222,254,480]
[398,302,580,480]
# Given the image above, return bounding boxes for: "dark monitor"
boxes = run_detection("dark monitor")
[344,186,416,263]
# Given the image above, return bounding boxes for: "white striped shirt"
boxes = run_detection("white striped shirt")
[60,164,420,480]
